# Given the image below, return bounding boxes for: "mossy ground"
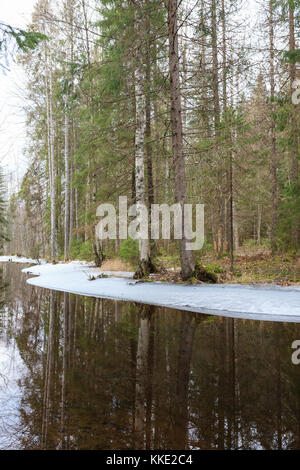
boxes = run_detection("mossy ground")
[155,248,300,285]
[219,252,300,285]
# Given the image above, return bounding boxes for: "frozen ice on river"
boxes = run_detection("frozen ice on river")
[20,261,300,323]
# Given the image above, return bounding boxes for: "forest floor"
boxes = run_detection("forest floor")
[151,248,300,286]
[98,247,300,285]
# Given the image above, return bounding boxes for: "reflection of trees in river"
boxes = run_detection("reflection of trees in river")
[0,266,10,341]
[3,263,300,449]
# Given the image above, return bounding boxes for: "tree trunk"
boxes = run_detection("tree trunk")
[145,2,155,258]
[212,0,220,128]
[134,2,152,279]
[289,3,299,247]
[212,0,223,257]
[269,0,278,253]
[233,201,239,250]
[168,0,195,280]
[82,0,92,244]
[229,147,234,272]
[64,0,74,260]
[48,48,56,262]
[257,204,262,246]
[222,0,234,272]
[64,110,70,260]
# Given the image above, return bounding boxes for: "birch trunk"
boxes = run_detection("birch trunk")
[48,49,56,262]
[134,2,152,278]
[64,0,73,260]
[64,110,70,260]
[44,38,56,261]
[81,0,92,244]
[289,3,299,247]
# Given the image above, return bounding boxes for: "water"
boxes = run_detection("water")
[0,263,300,450]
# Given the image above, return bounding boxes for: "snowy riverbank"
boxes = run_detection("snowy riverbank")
[0,255,47,264]
[17,261,300,323]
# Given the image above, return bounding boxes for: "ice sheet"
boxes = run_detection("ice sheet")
[21,262,300,323]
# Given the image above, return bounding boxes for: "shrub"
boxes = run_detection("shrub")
[194,240,213,261]
[69,238,94,261]
[260,238,271,249]
[205,263,225,274]
[243,238,271,249]
[243,238,257,248]
[118,239,139,266]
[201,240,213,254]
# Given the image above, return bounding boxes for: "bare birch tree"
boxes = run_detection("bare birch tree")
[134,1,154,278]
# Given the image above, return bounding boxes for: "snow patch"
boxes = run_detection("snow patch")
[22,262,134,279]
[0,255,47,264]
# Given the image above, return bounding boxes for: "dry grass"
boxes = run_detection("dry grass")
[100,258,134,272]
[88,250,300,285]
[201,251,300,285]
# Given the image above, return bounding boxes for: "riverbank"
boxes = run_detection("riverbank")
[3,246,300,286]
[0,255,46,264]
[1,255,300,322]
[18,260,300,323]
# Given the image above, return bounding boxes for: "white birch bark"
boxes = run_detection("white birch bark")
[134,3,150,274]
[44,36,56,261]
[64,0,73,260]
[45,46,56,262]
[64,110,70,259]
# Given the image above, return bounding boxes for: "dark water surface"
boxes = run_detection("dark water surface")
[0,263,300,450]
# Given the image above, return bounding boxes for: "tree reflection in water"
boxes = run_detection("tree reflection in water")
[1,263,300,449]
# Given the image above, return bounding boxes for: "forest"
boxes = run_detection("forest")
[3,0,300,282]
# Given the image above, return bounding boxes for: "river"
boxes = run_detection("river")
[0,262,300,449]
